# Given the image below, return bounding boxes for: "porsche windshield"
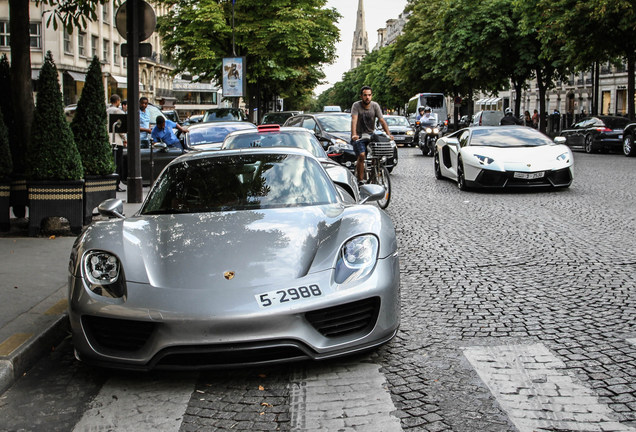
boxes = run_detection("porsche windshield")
[141,153,338,214]
[470,128,553,147]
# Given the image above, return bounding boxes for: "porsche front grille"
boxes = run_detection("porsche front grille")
[305,297,380,338]
[82,315,155,352]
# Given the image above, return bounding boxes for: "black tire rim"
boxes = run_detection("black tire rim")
[457,161,465,190]
[585,135,594,153]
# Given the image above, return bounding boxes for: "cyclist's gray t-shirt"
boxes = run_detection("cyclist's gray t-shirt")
[351,101,383,135]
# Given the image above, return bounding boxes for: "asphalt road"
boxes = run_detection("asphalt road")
[1,147,635,432]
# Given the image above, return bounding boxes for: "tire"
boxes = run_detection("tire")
[624,134,636,157]
[584,134,595,154]
[376,166,391,209]
[434,151,442,179]
[457,158,469,191]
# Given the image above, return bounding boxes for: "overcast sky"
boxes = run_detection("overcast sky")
[315,0,408,95]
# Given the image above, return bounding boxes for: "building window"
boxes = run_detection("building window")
[103,39,109,62]
[102,1,110,23]
[91,35,98,58]
[30,23,41,49]
[113,42,120,65]
[78,32,86,57]
[64,30,73,54]
[0,22,9,47]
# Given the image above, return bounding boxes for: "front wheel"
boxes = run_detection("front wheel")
[624,134,635,157]
[372,165,391,209]
[584,134,595,154]
[457,158,469,191]
[434,151,442,179]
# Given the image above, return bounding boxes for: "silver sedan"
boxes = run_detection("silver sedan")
[68,147,400,370]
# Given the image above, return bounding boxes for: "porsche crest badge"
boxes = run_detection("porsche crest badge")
[224,271,235,280]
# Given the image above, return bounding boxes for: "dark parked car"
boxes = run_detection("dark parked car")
[560,115,631,153]
[380,115,415,147]
[123,121,255,185]
[162,109,181,124]
[261,111,301,126]
[622,122,636,157]
[284,112,398,173]
[203,108,248,123]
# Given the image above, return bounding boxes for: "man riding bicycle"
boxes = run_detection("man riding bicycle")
[351,86,393,184]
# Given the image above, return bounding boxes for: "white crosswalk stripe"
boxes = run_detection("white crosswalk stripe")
[464,343,635,432]
[72,374,197,432]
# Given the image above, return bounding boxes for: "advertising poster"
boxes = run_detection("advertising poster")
[222,57,245,97]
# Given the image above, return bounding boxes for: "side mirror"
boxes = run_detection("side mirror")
[554,136,567,145]
[153,142,168,151]
[359,183,386,204]
[98,198,125,219]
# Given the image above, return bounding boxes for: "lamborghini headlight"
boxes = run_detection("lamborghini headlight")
[335,235,379,284]
[474,154,495,165]
[556,152,570,163]
[82,250,126,298]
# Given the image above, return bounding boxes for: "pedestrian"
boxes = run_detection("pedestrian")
[151,115,188,149]
[532,109,539,128]
[350,85,393,184]
[106,94,127,191]
[121,99,127,112]
[139,96,152,148]
[524,110,532,126]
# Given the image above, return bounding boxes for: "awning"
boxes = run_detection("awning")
[476,98,485,104]
[486,97,502,104]
[110,75,143,89]
[66,71,86,82]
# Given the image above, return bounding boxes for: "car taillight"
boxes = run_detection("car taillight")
[595,127,612,132]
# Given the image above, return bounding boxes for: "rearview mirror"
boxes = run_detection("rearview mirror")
[554,136,567,145]
[98,198,125,219]
[153,142,168,151]
[359,184,386,204]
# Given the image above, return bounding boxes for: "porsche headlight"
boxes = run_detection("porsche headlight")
[474,154,495,165]
[82,250,125,298]
[556,152,570,163]
[335,235,379,284]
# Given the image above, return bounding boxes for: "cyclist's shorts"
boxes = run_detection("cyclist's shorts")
[352,139,367,156]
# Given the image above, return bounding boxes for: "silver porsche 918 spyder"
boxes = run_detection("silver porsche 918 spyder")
[68,147,400,370]
[434,126,573,190]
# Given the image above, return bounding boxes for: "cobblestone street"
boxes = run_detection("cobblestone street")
[0,147,635,432]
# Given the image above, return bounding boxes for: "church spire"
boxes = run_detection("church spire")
[351,0,369,70]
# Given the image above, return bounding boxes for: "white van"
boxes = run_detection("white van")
[407,93,448,123]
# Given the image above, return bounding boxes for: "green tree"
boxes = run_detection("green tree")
[71,56,115,176]
[9,0,105,174]
[27,52,84,180]
[154,0,340,120]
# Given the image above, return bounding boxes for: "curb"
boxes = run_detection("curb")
[0,314,69,395]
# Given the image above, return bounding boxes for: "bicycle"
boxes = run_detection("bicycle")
[358,134,392,209]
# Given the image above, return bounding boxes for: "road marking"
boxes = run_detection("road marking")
[44,299,67,315]
[0,333,32,356]
[72,375,196,432]
[464,343,635,432]
[290,361,402,431]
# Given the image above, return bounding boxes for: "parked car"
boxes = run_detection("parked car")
[123,121,256,184]
[458,115,471,129]
[69,147,399,370]
[559,115,631,154]
[622,122,636,157]
[161,109,181,124]
[222,125,359,200]
[284,112,398,173]
[260,111,301,126]
[470,110,504,127]
[203,107,248,122]
[185,121,256,151]
[380,115,415,147]
[434,126,573,190]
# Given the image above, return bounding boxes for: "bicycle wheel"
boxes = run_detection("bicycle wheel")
[375,165,391,209]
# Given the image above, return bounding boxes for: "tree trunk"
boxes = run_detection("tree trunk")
[536,68,547,134]
[627,51,635,121]
[513,80,522,117]
[9,0,33,175]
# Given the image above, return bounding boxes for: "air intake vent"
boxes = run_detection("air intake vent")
[82,315,155,352]
[305,297,380,338]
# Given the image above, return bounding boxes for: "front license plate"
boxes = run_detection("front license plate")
[394,136,404,141]
[514,171,545,180]
[256,284,323,308]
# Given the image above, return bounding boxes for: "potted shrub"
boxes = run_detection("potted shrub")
[25,51,84,236]
[0,109,11,231]
[71,56,117,225]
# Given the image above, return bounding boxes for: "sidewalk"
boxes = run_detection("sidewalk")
[0,189,145,394]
